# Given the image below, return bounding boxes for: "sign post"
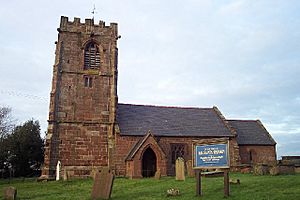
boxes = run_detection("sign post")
[224,169,229,197]
[193,139,230,197]
[195,170,202,196]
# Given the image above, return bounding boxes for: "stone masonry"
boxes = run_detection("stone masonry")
[41,16,119,178]
[41,16,276,179]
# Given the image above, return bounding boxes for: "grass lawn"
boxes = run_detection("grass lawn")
[1,173,300,200]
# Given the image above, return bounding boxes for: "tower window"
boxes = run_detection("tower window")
[84,41,100,69]
[84,76,93,88]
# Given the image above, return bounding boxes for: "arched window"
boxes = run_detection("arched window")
[248,149,256,164]
[171,143,187,164]
[84,41,100,69]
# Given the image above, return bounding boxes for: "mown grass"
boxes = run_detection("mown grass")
[1,173,300,200]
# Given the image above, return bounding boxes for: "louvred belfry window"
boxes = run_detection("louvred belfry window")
[84,42,100,69]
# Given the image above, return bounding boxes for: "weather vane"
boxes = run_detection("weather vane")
[91,4,97,20]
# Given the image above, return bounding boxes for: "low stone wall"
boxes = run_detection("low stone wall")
[281,156,300,165]
[241,163,296,175]
[278,165,295,174]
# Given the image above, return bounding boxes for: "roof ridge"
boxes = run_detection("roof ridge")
[228,119,258,122]
[117,103,238,137]
[118,103,213,110]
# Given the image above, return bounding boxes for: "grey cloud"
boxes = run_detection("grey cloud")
[0,0,300,157]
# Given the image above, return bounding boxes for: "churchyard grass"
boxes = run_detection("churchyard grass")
[1,173,300,200]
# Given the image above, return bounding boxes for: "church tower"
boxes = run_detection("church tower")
[41,16,119,178]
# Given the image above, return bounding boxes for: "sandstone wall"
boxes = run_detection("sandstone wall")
[239,145,276,165]
[42,16,118,178]
[114,134,240,176]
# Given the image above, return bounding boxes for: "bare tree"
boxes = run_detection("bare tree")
[0,106,14,177]
[0,106,14,138]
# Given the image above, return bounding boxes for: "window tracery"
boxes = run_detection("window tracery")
[171,143,187,164]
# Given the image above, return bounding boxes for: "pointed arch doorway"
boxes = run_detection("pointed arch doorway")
[125,133,167,178]
[142,147,157,177]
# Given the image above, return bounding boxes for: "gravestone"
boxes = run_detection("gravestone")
[186,160,195,177]
[56,161,61,181]
[253,164,269,175]
[154,169,161,180]
[63,169,69,181]
[269,166,279,175]
[175,157,185,181]
[90,168,99,180]
[91,167,114,200]
[3,186,17,200]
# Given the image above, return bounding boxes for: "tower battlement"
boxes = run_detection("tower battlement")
[41,15,119,179]
[59,16,118,37]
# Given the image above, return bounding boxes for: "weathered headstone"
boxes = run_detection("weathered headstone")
[90,168,99,180]
[269,166,279,175]
[91,167,114,200]
[63,169,69,181]
[154,169,161,180]
[175,157,185,181]
[3,186,17,200]
[186,160,195,177]
[253,164,269,175]
[56,161,61,181]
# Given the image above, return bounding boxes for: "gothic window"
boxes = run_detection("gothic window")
[249,150,253,163]
[171,143,187,164]
[84,76,93,88]
[84,41,100,69]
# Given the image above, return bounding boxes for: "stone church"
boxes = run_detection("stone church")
[41,16,277,179]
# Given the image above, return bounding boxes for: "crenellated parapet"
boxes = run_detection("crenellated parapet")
[40,15,120,180]
[58,16,118,38]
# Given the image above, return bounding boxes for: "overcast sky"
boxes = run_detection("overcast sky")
[0,0,299,158]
